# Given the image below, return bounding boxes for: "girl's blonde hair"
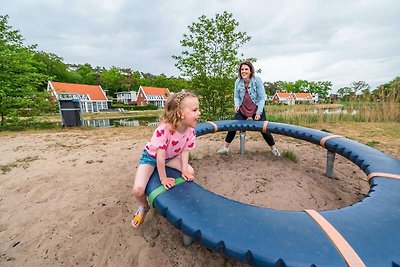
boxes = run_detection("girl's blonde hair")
[160,91,197,130]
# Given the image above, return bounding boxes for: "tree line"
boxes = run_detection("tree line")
[33,53,192,97]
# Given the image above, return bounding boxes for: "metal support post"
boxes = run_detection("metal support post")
[239,131,246,155]
[326,150,335,178]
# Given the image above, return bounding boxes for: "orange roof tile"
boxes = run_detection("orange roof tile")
[276,93,294,100]
[50,81,108,101]
[294,93,313,99]
[141,86,170,99]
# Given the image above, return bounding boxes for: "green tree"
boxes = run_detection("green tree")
[311,81,332,100]
[275,81,289,92]
[293,80,309,93]
[99,67,127,98]
[264,80,331,101]
[166,76,192,92]
[337,86,352,100]
[0,15,51,128]
[351,81,370,100]
[173,11,251,120]
[77,63,97,85]
[264,82,278,97]
[33,51,71,82]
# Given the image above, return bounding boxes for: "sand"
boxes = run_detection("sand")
[0,126,374,266]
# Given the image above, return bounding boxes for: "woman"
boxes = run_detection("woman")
[217,61,280,156]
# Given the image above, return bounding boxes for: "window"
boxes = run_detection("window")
[87,102,93,112]
[79,94,90,101]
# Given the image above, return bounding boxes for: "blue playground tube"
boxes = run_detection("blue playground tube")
[145,120,400,267]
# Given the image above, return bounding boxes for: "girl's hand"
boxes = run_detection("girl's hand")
[234,106,239,113]
[161,177,175,190]
[254,114,261,120]
[182,171,194,181]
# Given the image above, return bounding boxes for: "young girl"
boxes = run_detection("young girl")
[132,91,200,228]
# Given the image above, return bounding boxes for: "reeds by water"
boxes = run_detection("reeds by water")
[266,102,400,125]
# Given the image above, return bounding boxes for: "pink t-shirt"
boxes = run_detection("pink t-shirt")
[145,122,196,159]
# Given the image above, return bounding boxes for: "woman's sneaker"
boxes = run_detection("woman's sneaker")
[217,146,229,154]
[271,148,281,157]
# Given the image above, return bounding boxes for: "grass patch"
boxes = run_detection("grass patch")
[0,156,41,174]
[282,150,299,163]
[366,141,380,147]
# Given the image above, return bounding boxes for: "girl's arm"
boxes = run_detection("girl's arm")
[156,149,175,189]
[181,150,194,181]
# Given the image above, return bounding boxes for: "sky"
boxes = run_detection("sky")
[1,0,399,93]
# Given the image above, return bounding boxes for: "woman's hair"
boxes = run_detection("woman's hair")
[238,60,255,79]
[160,91,197,130]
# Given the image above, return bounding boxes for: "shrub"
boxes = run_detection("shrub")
[282,150,299,163]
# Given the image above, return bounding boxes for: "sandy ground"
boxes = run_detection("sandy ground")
[0,125,386,266]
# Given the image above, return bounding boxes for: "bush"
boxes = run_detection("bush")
[282,150,299,163]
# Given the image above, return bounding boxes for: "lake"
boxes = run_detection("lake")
[83,117,159,127]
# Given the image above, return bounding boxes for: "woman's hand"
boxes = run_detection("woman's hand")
[254,114,261,120]
[234,106,239,113]
[161,177,175,190]
[182,171,194,181]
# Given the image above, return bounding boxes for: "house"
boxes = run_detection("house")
[293,92,313,104]
[48,81,111,112]
[272,92,295,105]
[116,91,138,104]
[312,93,319,103]
[136,86,171,108]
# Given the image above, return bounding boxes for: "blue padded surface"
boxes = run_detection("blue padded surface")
[322,178,400,266]
[145,121,400,266]
[146,168,345,266]
[322,136,400,175]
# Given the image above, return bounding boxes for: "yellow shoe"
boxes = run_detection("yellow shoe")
[131,205,150,228]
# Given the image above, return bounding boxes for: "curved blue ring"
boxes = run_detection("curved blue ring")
[145,120,400,266]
